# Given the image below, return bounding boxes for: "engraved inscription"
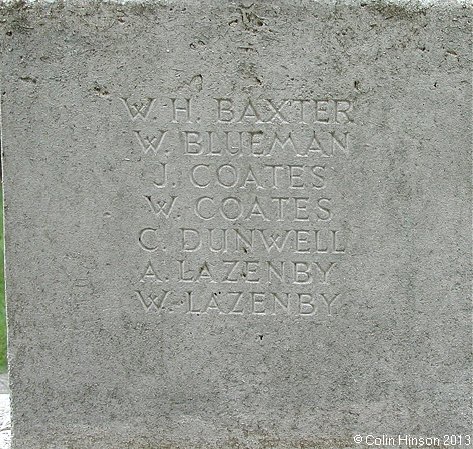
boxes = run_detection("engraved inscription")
[120,96,356,318]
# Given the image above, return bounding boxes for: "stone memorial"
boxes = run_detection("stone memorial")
[0,1,471,448]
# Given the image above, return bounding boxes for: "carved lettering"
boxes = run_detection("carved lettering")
[121,97,156,119]
[122,95,354,317]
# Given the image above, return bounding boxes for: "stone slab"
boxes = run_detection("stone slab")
[0,1,471,448]
[0,394,11,449]
[0,375,8,395]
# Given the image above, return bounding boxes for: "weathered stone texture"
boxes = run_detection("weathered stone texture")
[0,1,471,448]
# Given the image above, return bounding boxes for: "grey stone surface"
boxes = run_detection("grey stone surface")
[0,1,471,448]
[0,375,8,395]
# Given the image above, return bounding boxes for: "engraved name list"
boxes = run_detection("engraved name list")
[121,96,355,318]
